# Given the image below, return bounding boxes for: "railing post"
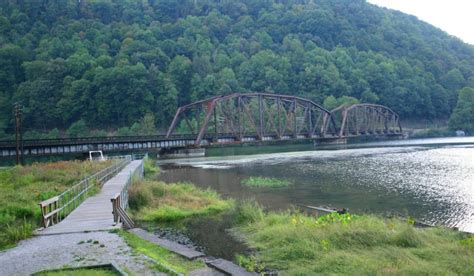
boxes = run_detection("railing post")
[39,158,131,229]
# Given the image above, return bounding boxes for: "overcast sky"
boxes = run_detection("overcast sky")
[367,0,474,45]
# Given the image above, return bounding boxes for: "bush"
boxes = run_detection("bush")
[66,119,88,138]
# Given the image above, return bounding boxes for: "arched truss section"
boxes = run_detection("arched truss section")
[166,93,338,145]
[332,104,403,137]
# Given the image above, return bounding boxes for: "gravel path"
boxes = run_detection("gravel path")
[0,231,164,275]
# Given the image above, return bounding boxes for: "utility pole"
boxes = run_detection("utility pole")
[14,102,23,165]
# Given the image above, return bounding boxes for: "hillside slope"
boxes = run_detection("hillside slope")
[0,0,473,136]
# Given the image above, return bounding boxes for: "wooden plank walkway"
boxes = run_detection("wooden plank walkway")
[37,160,143,235]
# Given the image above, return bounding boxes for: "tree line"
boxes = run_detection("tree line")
[0,0,473,139]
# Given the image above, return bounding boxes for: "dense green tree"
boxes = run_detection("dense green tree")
[67,119,88,137]
[93,63,154,126]
[448,87,474,133]
[0,0,473,137]
[167,55,193,105]
[137,112,158,135]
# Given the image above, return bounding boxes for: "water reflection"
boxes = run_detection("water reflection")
[158,141,474,233]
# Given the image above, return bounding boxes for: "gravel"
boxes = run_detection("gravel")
[0,231,164,275]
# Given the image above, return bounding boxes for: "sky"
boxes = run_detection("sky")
[367,0,474,45]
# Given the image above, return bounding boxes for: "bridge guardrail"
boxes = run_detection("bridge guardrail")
[0,134,201,148]
[38,156,132,228]
[111,156,144,229]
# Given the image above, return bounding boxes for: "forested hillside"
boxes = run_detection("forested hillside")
[1,0,473,138]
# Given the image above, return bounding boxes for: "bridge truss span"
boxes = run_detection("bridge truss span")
[166,93,339,145]
[333,104,403,137]
[0,94,404,159]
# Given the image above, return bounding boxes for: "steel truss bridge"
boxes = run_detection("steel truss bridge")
[0,93,402,158]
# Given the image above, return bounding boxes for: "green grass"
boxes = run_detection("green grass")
[241,177,292,188]
[129,180,233,222]
[34,267,119,276]
[233,201,474,275]
[143,157,160,177]
[0,160,113,250]
[118,230,204,275]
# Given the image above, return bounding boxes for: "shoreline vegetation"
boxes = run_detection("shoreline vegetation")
[2,158,472,274]
[0,160,113,250]
[118,230,204,275]
[233,202,474,274]
[129,158,233,223]
[128,180,234,222]
[134,160,473,274]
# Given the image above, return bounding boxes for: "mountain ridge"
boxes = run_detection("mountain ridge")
[0,0,472,136]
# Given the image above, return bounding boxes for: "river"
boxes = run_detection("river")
[158,137,474,235]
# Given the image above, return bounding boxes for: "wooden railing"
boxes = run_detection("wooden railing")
[39,156,132,228]
[111,158,144,229]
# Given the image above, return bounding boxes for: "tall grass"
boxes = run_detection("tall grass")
[0,160,113,250]
[128,180,233,222]
[233,204,474,274]
[143,157,160,177]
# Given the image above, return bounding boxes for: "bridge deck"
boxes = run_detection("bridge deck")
[37,160,143,235]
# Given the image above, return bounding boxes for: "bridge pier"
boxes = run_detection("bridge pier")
[313,138,347,146]
[158,147,206,159]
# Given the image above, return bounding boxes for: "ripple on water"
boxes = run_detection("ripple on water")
[159,145,474,233]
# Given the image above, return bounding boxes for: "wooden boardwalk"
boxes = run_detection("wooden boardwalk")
[37,160,143,235]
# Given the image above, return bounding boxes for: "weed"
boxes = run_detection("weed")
[233,201,265,225]
[118,230,204,274]
[241,177,291,188]
[129,180,233,222]
[0,160,113,249]
[234,206,474,274]
[143,157,159,177]
[4,218,33,244]
[235,254,265,272]
[34,267,119,276]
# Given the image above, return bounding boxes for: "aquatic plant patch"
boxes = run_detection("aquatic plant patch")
[241,177,292,188]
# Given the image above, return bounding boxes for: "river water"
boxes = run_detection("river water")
[158,137,474,235]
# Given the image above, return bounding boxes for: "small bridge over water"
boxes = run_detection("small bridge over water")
[0,93,402,158]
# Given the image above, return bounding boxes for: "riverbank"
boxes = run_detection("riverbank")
[233,202,474,274]
[158,139,474,233]
[0,158,224,275]
[128,159,473,274]
[0,160,113,250]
